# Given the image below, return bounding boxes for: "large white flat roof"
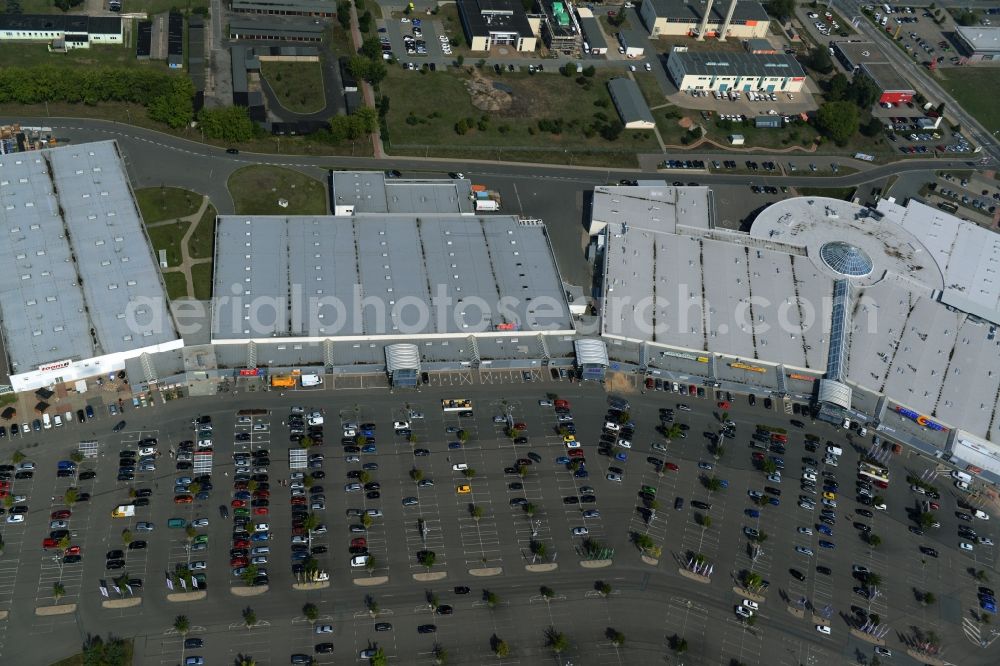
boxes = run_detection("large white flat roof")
[212,214,573,340]
[0,141,178,373]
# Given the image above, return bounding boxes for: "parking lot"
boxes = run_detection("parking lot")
[0,373,997,664]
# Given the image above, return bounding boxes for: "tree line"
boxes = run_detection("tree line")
[0,66,194,128]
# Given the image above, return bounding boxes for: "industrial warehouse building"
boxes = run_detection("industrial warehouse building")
[0,14,122,49]
[666,49,807,92]
[640,0,770,40]
[607,78,657,129]
[954,25,1000,62]
[229,16,325,42]
[594,182,1000,480]
[457,0,537,52]
[537,0,583,54]
[0,141,183,392]
[832,41,915,105]
[230,0,337,16]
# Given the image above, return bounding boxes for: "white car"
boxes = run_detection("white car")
[344,483,362,492]
[49,520,68,529]
[741,599,759,611]
[192,518,209,528]
[315,625,334,634]
[975,510,990,521]
[852,565,870,575]
[874,646,892,657]
[960,542,974,551]
[139,446,156,456]
[617,440,632,449]
[735,605,753,618]
[308,416,324,426]
[606,473,622,482]
[16,462,35,471]
[651,442,668,453]
[823,457,839,467]
[802,473,817,482]
[393,421,410,430]
[251,556,268,565]
[816,624,830,635]
[452,463,468,471]
[799,501,816,510]
[190,560,208,570]
[254,523,269,532]
[798,527,813,535]
[795,546,815,556]
[644,62,652,71]
[629,64,636,72]
[980,537,995,546]
[5,514,24,524]
[767,474,782,483]
[565,440,582,449]
[351,554,370,567]
[604,422,621,432]
[572,527,589,536]
[343,429,356,438]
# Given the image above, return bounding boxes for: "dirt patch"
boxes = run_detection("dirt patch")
[677,116,693,129]
[465,69,512,112]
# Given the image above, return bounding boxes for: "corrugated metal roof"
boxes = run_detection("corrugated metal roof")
[385,343,420,373]
[574,337,608,366]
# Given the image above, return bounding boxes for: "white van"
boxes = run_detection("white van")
[300,374,322,387]
[53,414,63,427]
[826,445,843,457]
[42,413,51,429]
[952,470,973,484]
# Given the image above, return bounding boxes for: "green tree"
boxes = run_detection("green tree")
[816,101,859,146]
[173,615,190,636]
[544,626,568,654]
[369,647,387,666]
[359,471,372,485]
[336,0,352,30]
[81,634,130,666]
[303,603,319,623]
[197,106,257,143]
[606,627,625,646]
[919,512,937,529]
[808,46,834,74]
[705,477,724,492]
[63,487,79,507]
[867,533,882,548]
[866,572,883,589]
[53,581,66,605]
[598,581,612,596]
[365,555,376,573]
[669,634,688,653]
[861,116,884,137]
[922,591,936,605]
[241,564,260,587]
[485,590,499,607]
[470,505,485,521]
[462,468,476,479]
[848,75,881,108]
[362,513,374,528]
[11,451,25,464]
[410,468,424,483]
[365,594,379,616]
[524,502,537,517]
[432,643,447,665]
[540,585,554,600]
[147,77,196,129]
[517,464,528,478]
[766,0,795,17]
[70,451,85,464]
[242,607,257,630]
[185,525,197,541]
[530,540,546,559]
[826,72,850,101]
[698,515,713,529]
[761,459,778,475]
[121,529,133,546]
[491,634,509,657]
[360,36,383,61]
[418,550,436,568]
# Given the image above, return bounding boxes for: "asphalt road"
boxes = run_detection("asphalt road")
[0,374,995,665]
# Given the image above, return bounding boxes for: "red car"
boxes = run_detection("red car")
[231,499,247,508]
[253,490,270,499]
[174,494,194,504]
[351,537,367,549]
[230,556,248,567]
[665,462,679,471]
[718,401,731,409]
[513,423,527,431]
[751,452,765,461]
[645,378,655,390]
[291,497,307,505]
[42,537,60,549]
[929,501,940,510]
[253,507,269,515]
[568,449,585,458]
[233,481,248,490]
[688,385,697,395]
[51,509,71,520]
[875,480,889,489]
[233,539,250,549]
[64,545,81,556]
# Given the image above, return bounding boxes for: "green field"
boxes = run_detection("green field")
[382,67,658,165]
[260,60,327,114]
[135,187,204,223]
[187,202,217,260]
[190,263,213,300]
[161,272,190,301]
[938,68,1000,134]
[145,220,190,267]
[228,165,327,216]
[0,41,160,70]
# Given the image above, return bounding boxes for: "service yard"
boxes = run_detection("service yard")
[0,369,995,665]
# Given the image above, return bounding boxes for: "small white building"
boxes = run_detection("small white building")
[0,14,123,50]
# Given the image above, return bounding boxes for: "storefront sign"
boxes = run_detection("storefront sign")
[239,368,260,377]
[730,362,767,373]
[894,405,948,432]
[787,373,815,381]
[38,359,70,372]
[661,350,709,363]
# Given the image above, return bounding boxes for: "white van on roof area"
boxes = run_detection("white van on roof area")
[300,374,322,387]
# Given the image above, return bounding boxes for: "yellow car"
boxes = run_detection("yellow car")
[456,484,471,494]
[822,491,836,501]
[563,435,576,444]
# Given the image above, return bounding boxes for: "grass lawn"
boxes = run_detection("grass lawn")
[190,263,213,301]
[132,0,209,15]
[382,67,658,166]
[145,220,190,267]
[0,43,162,70]
[938,68,1000,134]
[135,187,202,224]
[326,24,355,57]
[161,271,190,301]
[795,186,857,200]
[228,165,327,215]
[135,187,204,223]
[187,202,217,260]
[49,639,134,666]
[260,60,327,114]
[633,72,667,108]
